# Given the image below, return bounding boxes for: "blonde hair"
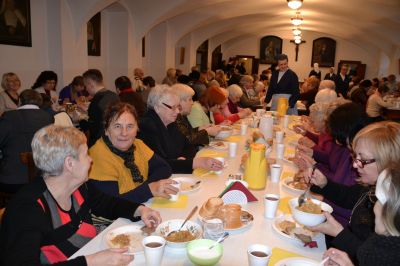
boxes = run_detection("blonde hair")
[32,125,86,177]
[379,166,400,236]
[1,72,21,90]
[352,121,400,173]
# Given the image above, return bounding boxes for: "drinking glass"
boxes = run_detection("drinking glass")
[203,217,224,241]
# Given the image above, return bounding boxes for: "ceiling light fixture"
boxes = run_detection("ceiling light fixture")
[294,39,302,44]
[292,28,301,36]
[291,11,303,26]
[287,0,303,10]
[294,35,302,41]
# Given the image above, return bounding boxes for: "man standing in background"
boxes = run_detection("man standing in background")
[334,64,350,98]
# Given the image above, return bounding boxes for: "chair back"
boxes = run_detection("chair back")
[20,152,38,183]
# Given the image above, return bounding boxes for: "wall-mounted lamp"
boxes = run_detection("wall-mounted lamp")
[287,0,303,10]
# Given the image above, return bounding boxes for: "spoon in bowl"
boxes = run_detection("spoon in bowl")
[209,232,229,249]
[167,206,198,237]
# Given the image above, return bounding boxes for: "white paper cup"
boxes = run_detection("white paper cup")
[276,143,285,159]
[240,123,248,135]
[169,181,181,201]
[264,193,280,219]
[283,115,289,128]
[270,164,282,183]
[142,235,166,266]
[276,131,284,143]
[213,157,225,174]
[228,142,238,157]
[247,244,272,266]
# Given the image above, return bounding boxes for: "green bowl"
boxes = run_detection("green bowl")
[187,239,223,266]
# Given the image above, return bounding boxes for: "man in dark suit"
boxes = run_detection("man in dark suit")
[334,64,351,98]
[81,69,119,147]
[0,90,54,196]
[324,67,337,81]
[265,54,300,114]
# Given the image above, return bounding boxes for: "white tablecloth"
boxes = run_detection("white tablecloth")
[70,122,326,265]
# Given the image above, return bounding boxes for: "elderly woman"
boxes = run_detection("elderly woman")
[31,70,59,106]
[89,102,174,203]
[161,68,177,86]
[173,83,221,146]
[239,75,261,110]
[306,121,400,261]
[0,72,20,115]
[226,84,252,115]
[0,125,161,265]
[139,85,223,174]
[299,75,320,112]
[324,165,400,265]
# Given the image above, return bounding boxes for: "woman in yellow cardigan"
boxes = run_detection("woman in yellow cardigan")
[89,102,177,203]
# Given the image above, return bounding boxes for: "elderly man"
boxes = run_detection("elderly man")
[265,54,300,114]
[133,68,145,92]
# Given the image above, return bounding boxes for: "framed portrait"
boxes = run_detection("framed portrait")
[87,13,101,56]
[311,37,336,67]
[259,35,282,64]
[0,0,32,47]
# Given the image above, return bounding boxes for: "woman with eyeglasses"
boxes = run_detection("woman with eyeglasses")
[89,102,175,203]
[322,165,400,266]
[138,85,224,174]
[305,121,400,262]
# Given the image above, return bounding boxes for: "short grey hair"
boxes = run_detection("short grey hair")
[31,125,86,177]
[319,80,336,91]
[171,83,195,101]
[239,75,254,86]
[315,88,337,104]
[147,84,178,109]
[227,84,243,98]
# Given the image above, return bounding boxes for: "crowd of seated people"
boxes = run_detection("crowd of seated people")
[0,64,399,265]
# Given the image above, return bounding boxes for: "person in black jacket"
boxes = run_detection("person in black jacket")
[323,165,400,266]
[334,64,351,98]
[0,90,54,198]
[80,69,119,147]
[265,54,300,114]
[138,85,223,174]
[0,125,161,265]
[306,121,400,262]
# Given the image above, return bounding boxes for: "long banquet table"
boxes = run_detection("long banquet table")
[70,118,326,265]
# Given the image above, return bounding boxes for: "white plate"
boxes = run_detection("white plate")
[198,209,254,233]
[209,141,228,150]
[272,214,316,245]
[221,190,248,206]
[274,257,319,266]
[281,177,306,194]
[171,177,201,194]
[104,224,145,254]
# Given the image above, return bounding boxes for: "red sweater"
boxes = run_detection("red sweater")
[213,111,240,125]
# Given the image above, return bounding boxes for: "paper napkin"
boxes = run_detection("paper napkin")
[192,168,218,178]
[278,197,292,214]
[219,181,258,202]
[151,194,188,209]
[268,247,304,265]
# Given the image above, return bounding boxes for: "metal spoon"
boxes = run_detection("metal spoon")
[190,181,201,189]
[298,165,316,206]
[209,232,229,249]
[167,206,198,237]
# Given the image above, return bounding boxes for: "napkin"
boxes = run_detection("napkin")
[224,135,243,142]
[196,149,227,158]
[192,168,218,178]
[219,181,258,202]
[278,197,292,214]
[281,171,295,180]
[151,194,188,208]
[268,247,304,265]
[285,147,295,158]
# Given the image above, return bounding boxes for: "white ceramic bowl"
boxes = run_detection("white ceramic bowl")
[155,219,202,249]
[215,130,232,139]
[289,198,333,227]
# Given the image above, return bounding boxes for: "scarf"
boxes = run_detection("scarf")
[102,135,144,183]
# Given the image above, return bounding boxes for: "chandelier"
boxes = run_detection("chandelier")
[291,11,303,26]
[287,0,303,10]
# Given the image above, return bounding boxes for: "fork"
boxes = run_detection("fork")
[298,165,316,206]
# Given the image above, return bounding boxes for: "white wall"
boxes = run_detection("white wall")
[222,31,380,80]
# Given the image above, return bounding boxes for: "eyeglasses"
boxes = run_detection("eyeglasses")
[162,102,182,112]
[350,150,376,168]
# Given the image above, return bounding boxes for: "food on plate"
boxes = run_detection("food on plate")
[199,197,224,218]
[110,234,130,248]
[288,172,308,190]
[296,199,323,214]
[217,204,242,229]
[165,230,196,242]
[213,141,225,147]
[278,220,296,235]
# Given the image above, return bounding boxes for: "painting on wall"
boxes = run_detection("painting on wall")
[87,13,101,56]
[311,37,336,67]
[0,0,32,47]
[259,35,282,64]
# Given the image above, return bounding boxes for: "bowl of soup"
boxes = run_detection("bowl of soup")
[289,198,333,227]
[156,219,202,249]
